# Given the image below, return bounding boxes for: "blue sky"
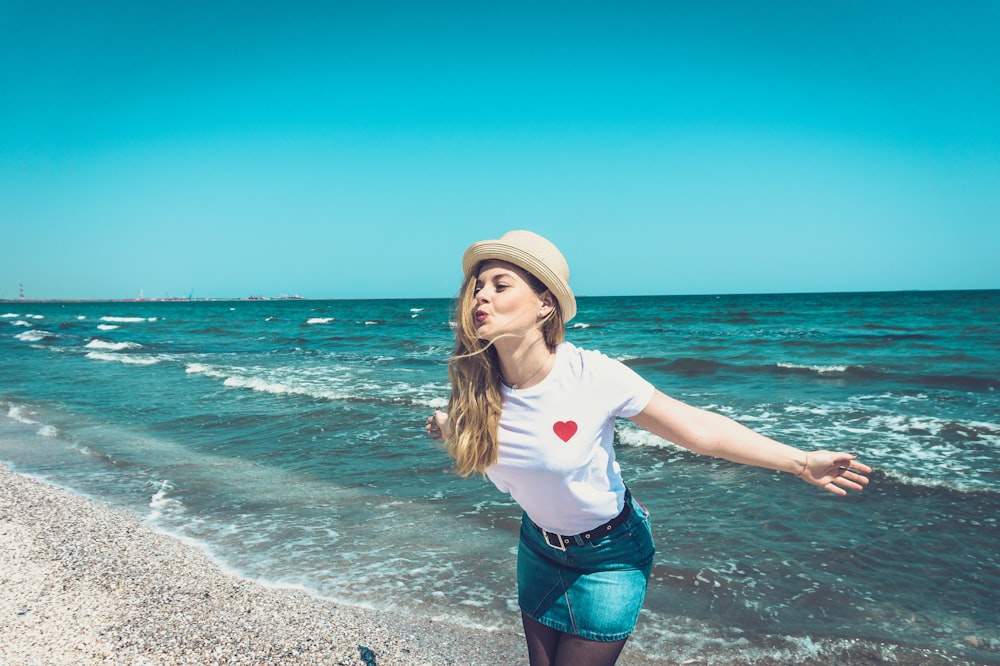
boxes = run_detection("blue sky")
[2,1,997,300]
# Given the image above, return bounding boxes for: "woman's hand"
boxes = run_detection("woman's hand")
[797,451,872,496]
[425,410,451,441]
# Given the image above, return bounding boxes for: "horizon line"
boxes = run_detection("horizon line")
[2,287,998,305]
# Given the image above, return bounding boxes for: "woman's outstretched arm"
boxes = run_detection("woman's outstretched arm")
[630,390,871,496]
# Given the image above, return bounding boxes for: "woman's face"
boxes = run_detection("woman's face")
[471,260,553,342]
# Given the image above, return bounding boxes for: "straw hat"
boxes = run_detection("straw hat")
[462,230,577,322]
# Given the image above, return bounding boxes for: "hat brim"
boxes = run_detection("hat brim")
[462,240,577,322]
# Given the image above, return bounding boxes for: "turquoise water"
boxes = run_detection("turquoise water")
[1,291,997,664]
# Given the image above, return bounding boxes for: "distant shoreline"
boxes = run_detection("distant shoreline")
[2,287,997,305]
[1,297,317,304]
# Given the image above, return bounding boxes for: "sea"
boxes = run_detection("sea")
[1,290,997,665]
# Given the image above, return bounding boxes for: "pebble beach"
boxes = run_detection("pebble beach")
[0,463,533,666]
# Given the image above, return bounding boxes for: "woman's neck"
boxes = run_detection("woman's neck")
[497,337,555,390]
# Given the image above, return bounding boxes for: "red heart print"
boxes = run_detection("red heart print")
[553,421,578,442]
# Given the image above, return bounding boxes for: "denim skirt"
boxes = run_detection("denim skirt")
[517,494,655,642]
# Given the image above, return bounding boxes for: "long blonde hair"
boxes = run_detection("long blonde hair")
[444,263,565,477]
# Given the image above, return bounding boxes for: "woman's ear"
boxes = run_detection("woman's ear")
[538,291,556,318]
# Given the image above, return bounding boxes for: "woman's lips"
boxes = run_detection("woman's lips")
[475,310,488,323]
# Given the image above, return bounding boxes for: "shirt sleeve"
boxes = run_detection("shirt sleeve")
[583,348,656,418]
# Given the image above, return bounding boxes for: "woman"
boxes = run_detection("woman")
[426,230,871,666]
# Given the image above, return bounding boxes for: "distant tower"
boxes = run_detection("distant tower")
[19,283,24,300]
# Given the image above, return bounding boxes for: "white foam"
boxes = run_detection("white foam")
[773,403,1000,492]
[37,424,59,438]
[777,362,850,374]
[97,324,120,331]
[85,339,143,351]
[100,316,158,323]
[426,396,448,410]
[867,413,1000,441]
[85,351,160,366]
[186,362,359,402]
[617,423,687,451]
[12,320,33,327]
[1,313,19,318]
[224,375,292,394]
[14,330,54,342]
[6,405,38,425]
[147,480,186,522]
[783,404,833,416]
[306,317,334,324]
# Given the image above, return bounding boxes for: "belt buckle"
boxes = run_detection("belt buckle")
[542,529,567,551]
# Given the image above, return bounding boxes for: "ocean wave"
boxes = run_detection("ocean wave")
[97,324,120,331]
[37,424,59,438]
[6,405,38,425]
[2,405,62,440]
[184,361,441,408]
[852,332,940,344]
[776,362,850,374]
[912,373,999,392]
[616,423,687,452]
[1,313,20,318]
[100,316,159,323]
[617,397,1000,495]
[867,413,1000,440]
[85,339,143,352]
[876,467,1000,496]
[626,356,999,392]
[185,362,350,401]
[223,375,296,395]
[85,351,160,366]
[185,362,221,377]
[14,329,58,343]
[630,608,961,666]
[306,317,334,324]
[654,357,728,375]
[146,479,186,523]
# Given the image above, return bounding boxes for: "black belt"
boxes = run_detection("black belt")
[533,490,633,551]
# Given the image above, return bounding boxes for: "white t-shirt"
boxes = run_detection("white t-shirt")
[485,342,655,535]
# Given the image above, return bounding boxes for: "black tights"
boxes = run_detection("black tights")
[522,613,628,666]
